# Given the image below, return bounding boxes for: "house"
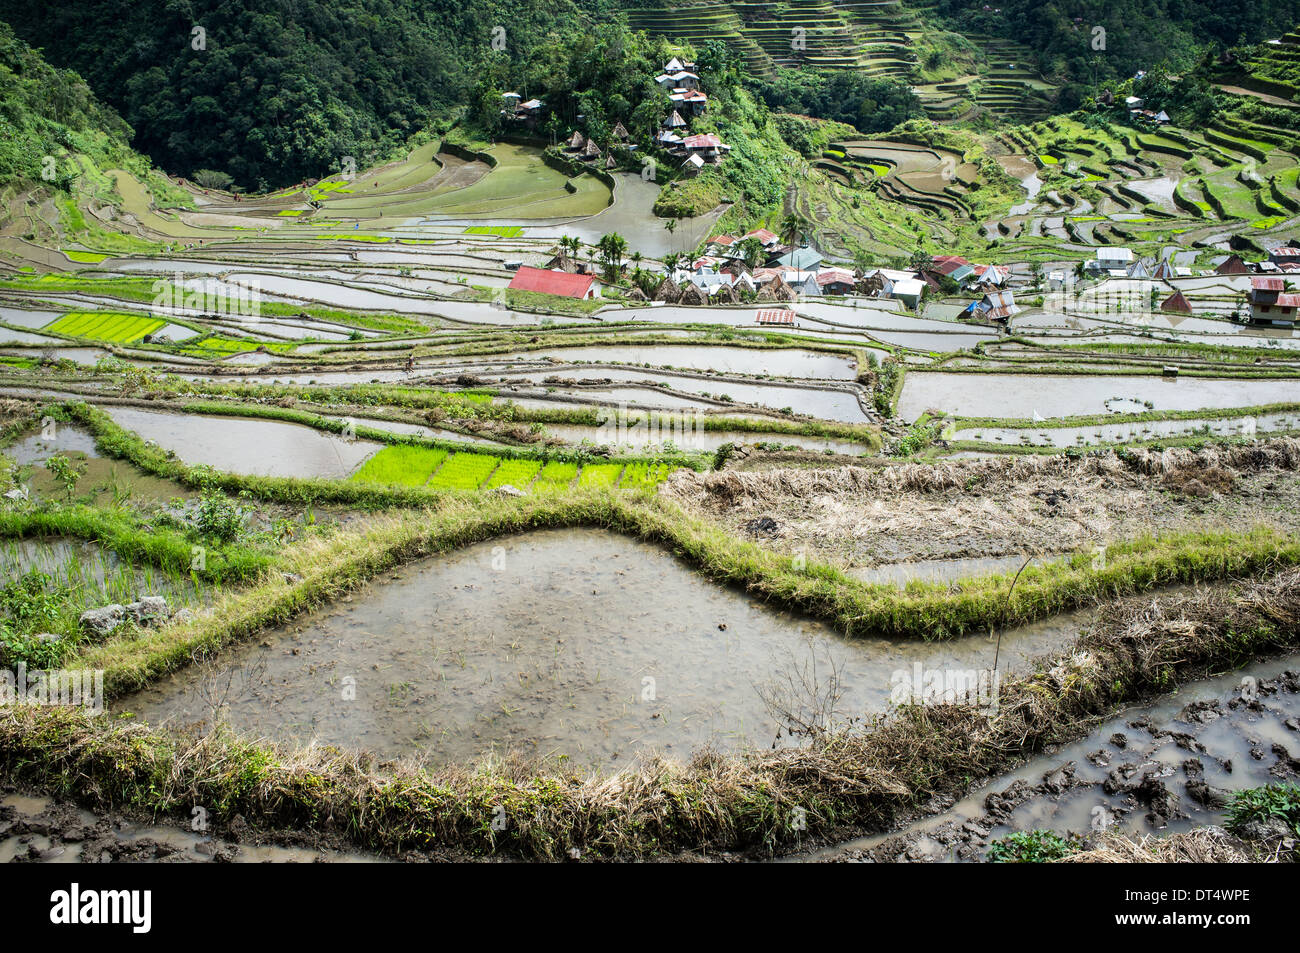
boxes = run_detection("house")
[611,122,629,142]
[1216,254,1251,275]
[688,272,733,296]
[742,228,781,248]
[565,131,586,152]
[508,265,600,299]
[1160,290,1194,314]
[670,89,709,116]
[777,246,823,271]
[663,57,696,73]
[1248,276,1300,325]
[655,70,699,91]
[1047,270,1067,291]
[970,263,1009,287]
[929,255,976,284]
[891,277,926,310]
[682,133,729,159]
[815,267,856,295]
[755,309,796,326]
[1152,257,1176,280]
[680,153,705,176]
[787,272,821,297]
[964,290,1020,321]
[663,110,688,130]
[1090,247,1134,274]
[1269,247,1300,267]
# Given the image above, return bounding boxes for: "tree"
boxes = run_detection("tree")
[735,237,766,268]
[596,232,628,283]
[779,213,811,247]
[192,168,234,191]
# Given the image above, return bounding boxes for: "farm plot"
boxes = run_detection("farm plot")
[351,446,449,487]
[426,452,502,490]
[43,310,166,343]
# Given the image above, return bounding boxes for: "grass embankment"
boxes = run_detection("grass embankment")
[137,375,881,446]
[3,566,1298,859]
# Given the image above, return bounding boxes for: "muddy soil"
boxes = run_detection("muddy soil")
[665,445,1300,568]
[0,787,387,863]
[809,657,1300,863]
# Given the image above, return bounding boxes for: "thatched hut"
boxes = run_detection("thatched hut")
[625,287,647,302]
[582,139,601,161]
[611,122,629,141]
[679,283,707,306]
[710,283,738,305]
[857,272,886,296]
[1161,290,1194,314]
[566,131,586,151]
[654,276,683,303]
[755,286,776,302]
[770,275,797,302]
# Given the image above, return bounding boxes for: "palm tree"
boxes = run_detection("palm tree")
[596,232,628,283]
[779,213,811,248]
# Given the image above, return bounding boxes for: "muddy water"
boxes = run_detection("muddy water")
[954,411,1300,447]
[102,406,380,479]
[525,345,858,380]
[495,369,868,422]
[898,371,1300,422]
[4,426,191,504]
[123,530,1085,769]
[0,537,201,605]
[813,654,1300,862]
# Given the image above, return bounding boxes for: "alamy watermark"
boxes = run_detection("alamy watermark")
[1,663,105,713]
[595,403,702,449]
[890,663,1001,713]
[152,272,260,323]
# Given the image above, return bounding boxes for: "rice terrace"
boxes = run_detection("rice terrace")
[0,0,1299,906]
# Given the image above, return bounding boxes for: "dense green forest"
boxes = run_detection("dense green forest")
[0,20,151,191]
[931,0,1300,107]
[5,0,1299,191]
[0,0,618,190]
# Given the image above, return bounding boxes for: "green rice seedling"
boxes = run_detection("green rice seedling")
[618,462,671,490]
[577,463,623,488]
[44,311,165,343]
[531,460,578,491]
[350,446,448,487]
[483,458,542,490]
[425,452,501,491]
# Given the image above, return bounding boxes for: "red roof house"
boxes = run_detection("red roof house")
[507,266,598,299]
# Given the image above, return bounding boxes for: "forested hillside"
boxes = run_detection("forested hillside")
[0,0,614,190]
[929,0,1300,107]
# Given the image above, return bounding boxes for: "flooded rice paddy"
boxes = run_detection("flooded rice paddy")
[123,530,1085,769]
[102,406,380,479]
[899,372,1300,422]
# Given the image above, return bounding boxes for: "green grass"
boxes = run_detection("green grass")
[426,452,501,490]
[350,446,448,487]
[43,311,165,343]
[483,458,542,490]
